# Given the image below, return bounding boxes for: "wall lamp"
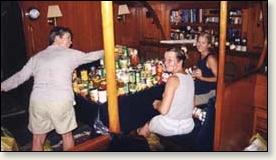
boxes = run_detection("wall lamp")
[117,4,130,23]
[47,5,62,26]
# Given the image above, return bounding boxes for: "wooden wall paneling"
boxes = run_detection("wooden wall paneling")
[254,74,267,108]
[20,1,51,57]
[225,54,259,79]
[88,2,104,50]
[226,56,244,77]
[20,1,104,57]
[253,75,267,141]
[158,2,168,39]
[253,107,267,140]
[139,45,163,60]
[162,1,220,10]
[185,50,200,68]
[142,1,165,39]
[139,6,164,59]
[218,76,255,150]
[255,1,267,71]
[247,2,264,52]
[126,7,141,47]
[20,1,168,56]
[136,7,145,44]
[261,1,267,38]
[61,1,103,52]
[163,4,172,39]
[141,8,162,41]
[114,4,141,48]
[241,9,249,38]
[45,1,103,52]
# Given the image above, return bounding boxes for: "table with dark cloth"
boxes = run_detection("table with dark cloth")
[74,84,165,133]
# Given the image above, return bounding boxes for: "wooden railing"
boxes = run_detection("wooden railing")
[67,135,110,151]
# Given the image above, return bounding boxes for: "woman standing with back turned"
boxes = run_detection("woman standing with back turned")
[1,26,104,151]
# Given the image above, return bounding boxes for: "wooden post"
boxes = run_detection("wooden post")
[101,1,120,133]
[214,1,227,151]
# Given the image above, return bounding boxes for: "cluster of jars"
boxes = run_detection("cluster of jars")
[228,36,247,52]
[72,66,107,103]
[72,45,168,103]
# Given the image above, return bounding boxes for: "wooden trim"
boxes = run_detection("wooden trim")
[67,135,110,151]
[254,1,267,71]
[140,1,166,39]
[218,75,255,150]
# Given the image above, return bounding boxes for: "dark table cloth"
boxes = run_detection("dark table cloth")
[74,84,165,133]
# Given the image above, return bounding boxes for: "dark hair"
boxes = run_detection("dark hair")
[166,47,187,67]
[49,26,73,45]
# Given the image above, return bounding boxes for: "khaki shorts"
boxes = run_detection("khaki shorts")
[195,90,216,106]
[28,100,77,134]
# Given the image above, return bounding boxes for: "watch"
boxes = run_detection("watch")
[27,8,40,20]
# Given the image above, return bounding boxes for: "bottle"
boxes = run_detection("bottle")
[80,70,88,82]
[210,29,215,45]
[135,70,141,84]
[229,32,236,50]
[185,26,191,39]
[89,87,98,102]
[214,36,219,47]
[98,81,107,103]
[235,36,241,51]
[123,47,129,57]
[98,88,107,103]
[241,37,247,52]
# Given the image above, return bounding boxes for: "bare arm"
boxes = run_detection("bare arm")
[193,55,217,83]
[153,75,179,115]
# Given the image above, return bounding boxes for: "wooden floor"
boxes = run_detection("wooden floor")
[1,111,200,151]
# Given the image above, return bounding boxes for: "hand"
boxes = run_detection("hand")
[152,100,161,110]
[192,68,202,80]
[191,73,196,80]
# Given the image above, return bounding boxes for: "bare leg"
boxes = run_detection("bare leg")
[32,133,47,151]
[138,122,151,138]
[62,131,74,151]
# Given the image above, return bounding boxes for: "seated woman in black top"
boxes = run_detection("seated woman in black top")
[192,32,217,106]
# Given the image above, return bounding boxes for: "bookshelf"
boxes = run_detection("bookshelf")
[169,8,244,48]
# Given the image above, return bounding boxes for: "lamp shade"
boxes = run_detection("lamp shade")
[47,5,62,18]
[118,4,130,15]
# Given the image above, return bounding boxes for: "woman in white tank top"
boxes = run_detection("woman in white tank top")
[138,47,195,137]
